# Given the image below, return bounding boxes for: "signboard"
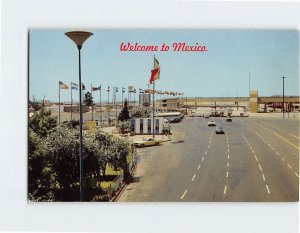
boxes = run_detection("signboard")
[139,94,151,107]
[84,120,97,133]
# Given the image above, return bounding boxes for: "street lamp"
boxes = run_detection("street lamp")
[65,31,93,201]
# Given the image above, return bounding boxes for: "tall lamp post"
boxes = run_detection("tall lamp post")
[281,76,287,118]
[65,31,93,202]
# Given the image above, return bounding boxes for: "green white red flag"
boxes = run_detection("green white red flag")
[149,57,160,84]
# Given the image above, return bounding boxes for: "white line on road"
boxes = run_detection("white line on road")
[207,145,210,149]
[202,157,205,161]
[227,162,230,167]
[227,149,230,153]
[275,151,280,156]
[295,172,299,178]
[287,164,292,170]
[255,155,258,161]
[251,149,254,154]
[192,174,196,182]
[181,189,188,199]
[250,146,253,150]
[266,185,270,194]
[281,157,285,162]
[224,185,227,195]
[197,164,201,170]
[226,171,229,178]
[258,164,263,172]
[262,173,266,181]
[205,151,208,155]
[271,147,275,151]
[227,155,230,160]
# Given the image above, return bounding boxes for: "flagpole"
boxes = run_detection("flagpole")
[152,80,155,138]
[152,55,155,138]
[71,82,73,122]
[134,90,136,110]
[91,84,94,121]
[115,87,118,123]
[100,88,102,125]
[59,82,61,126]
[107,87,110,125]
[122,87,124,107]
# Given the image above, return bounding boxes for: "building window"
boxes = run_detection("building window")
[130,119,135,132]
[140,119,143,132]
[148,119,151,134]
[155,119,159,133]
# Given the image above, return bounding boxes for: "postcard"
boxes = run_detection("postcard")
[28,29,299,202]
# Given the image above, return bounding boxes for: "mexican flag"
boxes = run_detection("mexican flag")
[149,57,160,84]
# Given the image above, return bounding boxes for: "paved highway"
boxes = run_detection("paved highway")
[118,116,299,202]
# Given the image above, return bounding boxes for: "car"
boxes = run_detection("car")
[226,118,232,122]
[207,120,216,126]
[133,137,163,148]
[215,126,225,134]
[204,114,210,118]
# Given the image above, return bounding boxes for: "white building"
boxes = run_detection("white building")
[128,118,164,135]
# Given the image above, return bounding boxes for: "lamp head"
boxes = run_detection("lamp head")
[65,31,93,49]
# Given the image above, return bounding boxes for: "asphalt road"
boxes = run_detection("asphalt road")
[118,116,299,202]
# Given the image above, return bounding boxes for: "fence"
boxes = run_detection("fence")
[103,151,138,201]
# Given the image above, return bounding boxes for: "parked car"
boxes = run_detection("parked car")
[207,120,216,126]
[226,118,232,122]
[215,126,225,134]
[133,137,163,148]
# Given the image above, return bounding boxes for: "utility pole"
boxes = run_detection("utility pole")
[248,72,251,95]
[281,76,287,118]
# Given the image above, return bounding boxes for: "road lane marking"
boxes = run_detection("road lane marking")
[281,157,285,162]
[262,173,266,181]
[226,171,229,178]
[227,155,230,160]
[192,174,196,182]
[251,149,254,154]
[224,185,227,195]
[227,149,230,153]
[273,132,300,151]
[266,185,270,194]
[207,145,210,149]
[258,164,263,172]
[202,157,205,161]
[255,155,258,161]
[289,133,299,140]
[181,189,188,199]
[197,164,201,170]
[271,147,275,151]
[227,162,230,167]
[295,172,299,178]
[287,164,292,170]
[205,151,208,155]
[275,152,280,156]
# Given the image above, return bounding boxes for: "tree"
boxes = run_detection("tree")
[83,92,94,107]
[118,99,130,121]
[29,108,57,137]
[117,121,130,135]
[28,129,54,201]
[43,128,81,201]
[131,109,145,118]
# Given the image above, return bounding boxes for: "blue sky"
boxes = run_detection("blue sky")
[29,29,299,102]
